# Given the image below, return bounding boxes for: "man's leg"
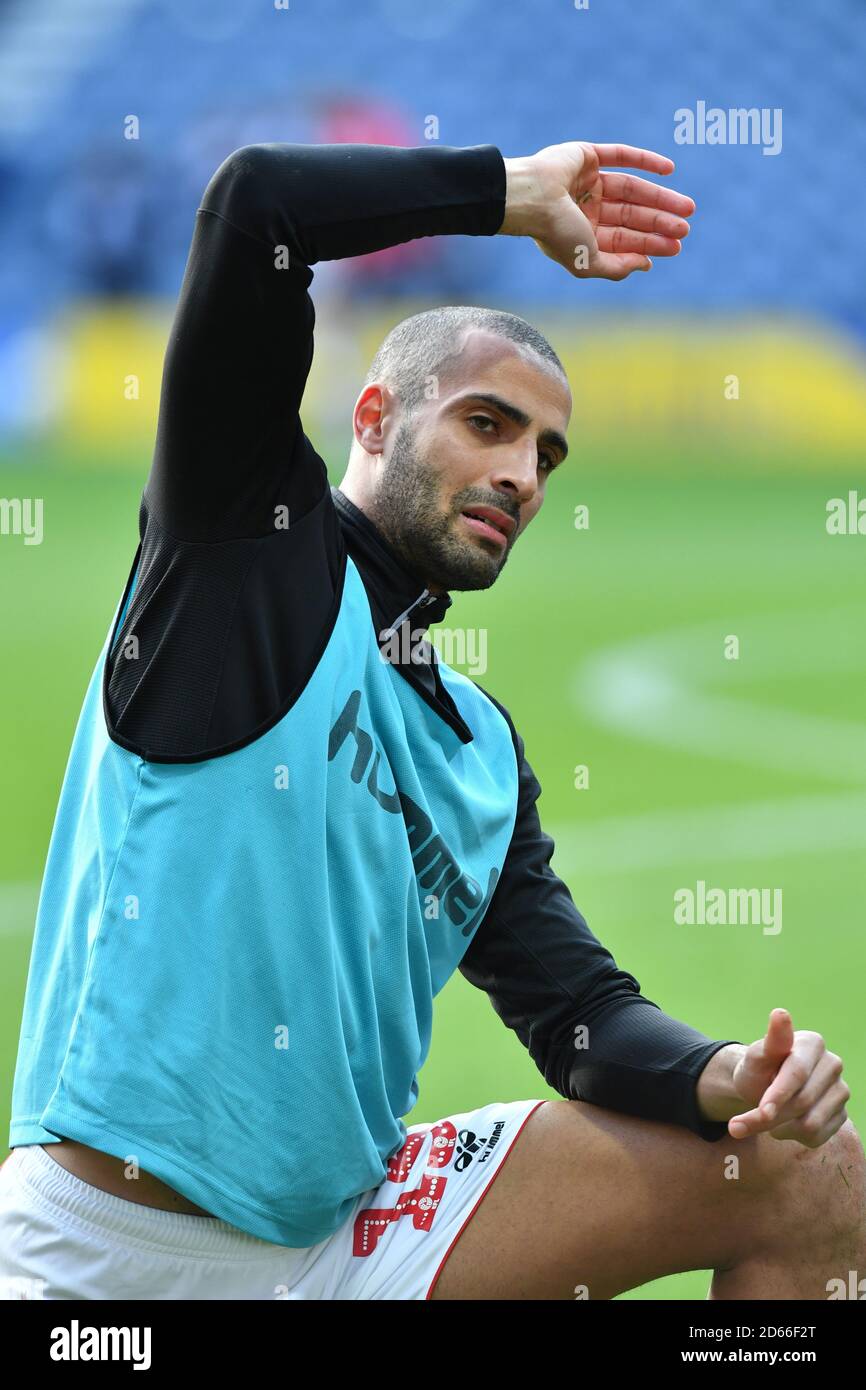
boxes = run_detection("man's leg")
[429,1099,866,1299]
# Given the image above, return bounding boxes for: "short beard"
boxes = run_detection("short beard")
[369,419,513,593]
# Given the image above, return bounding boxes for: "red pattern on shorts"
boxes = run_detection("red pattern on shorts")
[353,1121,457,1257]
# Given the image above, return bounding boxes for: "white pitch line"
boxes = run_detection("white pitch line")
[545,790,866,875]
[577,680,866,784]
[561,602,866,871]
[574,602,866,784]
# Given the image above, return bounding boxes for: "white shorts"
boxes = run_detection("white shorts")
[0,1098,545,1300]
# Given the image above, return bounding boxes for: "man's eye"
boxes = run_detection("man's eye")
[539,453,556,473]
[468,414,496,433]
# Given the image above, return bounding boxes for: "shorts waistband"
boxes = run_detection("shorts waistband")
[6,1145,297,1260]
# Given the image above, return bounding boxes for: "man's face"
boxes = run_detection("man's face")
[360,330,572,593]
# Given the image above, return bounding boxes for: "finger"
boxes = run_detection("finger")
[600,172,696,217]
[771,1113,849,1149]
[728,1102,779,1139]
[769,1082,851,1147]
[760,1051,845,1128]
[598,200,691,239]
[591,144,675,174]
[761,1007,795,1063]
[758,1037,825,1117]
[596,225,683,257]
[577,249,652,280]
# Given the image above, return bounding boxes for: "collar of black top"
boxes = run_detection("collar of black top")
[331,486,453,635]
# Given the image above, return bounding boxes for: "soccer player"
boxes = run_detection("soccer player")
[1,140,862,1301]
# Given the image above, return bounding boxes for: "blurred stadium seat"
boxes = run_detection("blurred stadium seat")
[0,0,863,445]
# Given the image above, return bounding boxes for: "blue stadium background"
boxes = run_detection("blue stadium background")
[1,0,865,1301]
[1,0,864,323]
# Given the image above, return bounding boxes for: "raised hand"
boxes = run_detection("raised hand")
[726,1008,851,1148]
[500,140,695,281]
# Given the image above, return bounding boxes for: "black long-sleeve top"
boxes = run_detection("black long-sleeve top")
[105,141,738,1142]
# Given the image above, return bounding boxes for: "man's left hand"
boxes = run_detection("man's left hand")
[726,1008,850,1147]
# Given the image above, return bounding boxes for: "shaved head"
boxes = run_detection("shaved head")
[342,307,571,597]
[363,305,566,414]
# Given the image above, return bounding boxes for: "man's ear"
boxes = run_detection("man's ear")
[353,384,396,457]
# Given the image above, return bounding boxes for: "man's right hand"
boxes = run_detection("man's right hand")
[500,141,695,281]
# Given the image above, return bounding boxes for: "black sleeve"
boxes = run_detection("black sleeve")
[144,142,506,542]
[105,142,506,760]
[461,693,741,1141]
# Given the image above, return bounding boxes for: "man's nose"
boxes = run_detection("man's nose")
[492,446,539,506]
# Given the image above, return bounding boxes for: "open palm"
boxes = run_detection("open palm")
[531,141,695,281]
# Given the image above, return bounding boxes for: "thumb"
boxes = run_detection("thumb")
[761,1007,794,1063]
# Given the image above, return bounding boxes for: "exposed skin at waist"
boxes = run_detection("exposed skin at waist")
[40,1140,214,1217]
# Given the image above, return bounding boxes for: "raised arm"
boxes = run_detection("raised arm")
[144,139,693,541]
[144,142,506,542]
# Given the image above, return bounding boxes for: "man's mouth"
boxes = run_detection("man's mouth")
[459,506,516,548]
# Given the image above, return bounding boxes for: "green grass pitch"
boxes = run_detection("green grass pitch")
[1,444,863,1299]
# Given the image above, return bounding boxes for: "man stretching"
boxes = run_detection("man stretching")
[1,138,862,1300]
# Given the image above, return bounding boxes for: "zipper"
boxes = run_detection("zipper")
[380,587,440,641]
[378,587,474,744]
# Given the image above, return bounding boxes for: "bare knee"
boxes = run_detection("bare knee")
[749,1119,866,1251]
[808,1119,866,1236]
